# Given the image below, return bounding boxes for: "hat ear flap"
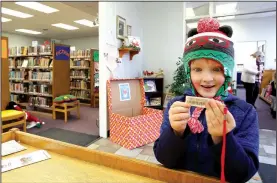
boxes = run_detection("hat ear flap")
[187,28,198,38]
[219,25,233,38]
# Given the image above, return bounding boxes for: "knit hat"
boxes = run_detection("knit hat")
[183,17,234,99]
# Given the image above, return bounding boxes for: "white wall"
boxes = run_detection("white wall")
[141,2,185,90]
[2,32,46,47]
[112,2,144,79]
[221,16,276,70]
[61,36,99,50]
[98,2,144,137]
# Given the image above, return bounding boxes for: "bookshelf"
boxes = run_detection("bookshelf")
[2,37,10,110]
[70,48,99,107]
[143,77,164,110]
[91,49,99,107]
[8,43,70,112]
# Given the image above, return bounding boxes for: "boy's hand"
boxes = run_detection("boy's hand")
[205,99,236,143]
[169,101,191,137]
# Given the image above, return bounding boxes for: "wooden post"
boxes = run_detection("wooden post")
[1,37,10,110]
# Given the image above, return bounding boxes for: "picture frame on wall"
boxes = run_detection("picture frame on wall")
[127,25,132,36]
[117,15,126,40]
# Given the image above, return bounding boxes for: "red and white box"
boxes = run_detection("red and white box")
[107,78,163,150]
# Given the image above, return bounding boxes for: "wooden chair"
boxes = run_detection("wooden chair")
[52,100,80,123]
[2,110,26,132]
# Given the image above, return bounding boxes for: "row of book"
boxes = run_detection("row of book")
[70,49,91,57]
[70,60,90,68]
[9,57,52,68]
[9,71,25,80]
[10,94,20,103]
[70,90,91,100]
[145,97,162,107]
[70,80,90,90]
[70,70,87,78]
[29,84,52,95]
[9,83,26,93]
[29,71,52,81]
[29,96,52,108]
[9,45,52,56]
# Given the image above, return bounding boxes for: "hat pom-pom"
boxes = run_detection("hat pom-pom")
[197,17,220,33]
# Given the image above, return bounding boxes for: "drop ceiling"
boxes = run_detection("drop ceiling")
[186,2,276,19]
[2,2,98,40]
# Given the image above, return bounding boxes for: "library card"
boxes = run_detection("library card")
[185,96,209,108]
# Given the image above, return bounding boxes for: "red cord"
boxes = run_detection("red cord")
[221,107,227,183]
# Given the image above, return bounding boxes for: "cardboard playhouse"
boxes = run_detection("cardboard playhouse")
[107,78,163,150]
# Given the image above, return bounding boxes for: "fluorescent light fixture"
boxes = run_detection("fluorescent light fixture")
[15,2,59,14]
[15,29,42,35]
[186,8,195,17]
[216,3,237,15]
[217,16,235,20]
[52,23,79,30]
[74,19,97,27]
[2,17,12,22]
[2,7,33,18]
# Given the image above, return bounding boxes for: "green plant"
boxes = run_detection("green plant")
[165,57,190,96]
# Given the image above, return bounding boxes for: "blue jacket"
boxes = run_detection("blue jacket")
[154,90,259,183]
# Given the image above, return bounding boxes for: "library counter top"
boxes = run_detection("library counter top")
[2,129,221,183]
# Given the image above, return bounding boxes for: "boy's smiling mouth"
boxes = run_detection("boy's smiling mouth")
[201,85,215,88]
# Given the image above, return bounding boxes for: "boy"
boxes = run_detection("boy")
[154,18,259,183]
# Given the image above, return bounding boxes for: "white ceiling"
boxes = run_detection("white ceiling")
[186,2,276,17]
[2,2,98,40]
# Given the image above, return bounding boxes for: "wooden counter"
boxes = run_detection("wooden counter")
[2,129,221,183]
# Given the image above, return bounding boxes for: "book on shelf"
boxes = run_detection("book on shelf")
[150,97,162,106]
[71,49,91,58]
[2,150,51,173]
[144,80,157,92]
[29,71,52,81]
[28,96,52,108]
[2,140,27,157]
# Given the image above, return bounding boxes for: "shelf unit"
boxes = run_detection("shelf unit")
[69,49,99,107]
[8,43,70,112]
[118,48,139,61]
[143,77,164,110]
[2,36,10,110]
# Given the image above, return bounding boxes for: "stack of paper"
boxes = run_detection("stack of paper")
[2,150,51,173]
[2,140,26,157]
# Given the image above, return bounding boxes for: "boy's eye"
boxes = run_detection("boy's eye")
[213,67,222,72]
[192,68,202,72]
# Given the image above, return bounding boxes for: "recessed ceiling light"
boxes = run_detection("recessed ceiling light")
[2,17,12,22]
[74,19,97,27]
[2,7,33,18]
[15,29,42,35]
[52,23,79,30]
[15,2,59,14]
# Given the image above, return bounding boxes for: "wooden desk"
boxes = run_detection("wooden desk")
[2,129,221,183]
[1,110,26,132]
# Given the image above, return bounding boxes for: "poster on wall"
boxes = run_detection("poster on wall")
[55,45,70,60]
[118,83,131,101]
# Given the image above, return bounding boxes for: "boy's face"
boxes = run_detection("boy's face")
[190,58,225,98]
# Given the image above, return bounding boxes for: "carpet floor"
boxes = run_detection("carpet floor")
[27,105,99,136]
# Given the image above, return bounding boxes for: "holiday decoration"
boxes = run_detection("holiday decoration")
[165,57,190,96]
[6,102,45,129]
[53,95,77,104]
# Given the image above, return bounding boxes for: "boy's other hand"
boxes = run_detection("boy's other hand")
[169,101,191,137]
[205,99,236,142]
